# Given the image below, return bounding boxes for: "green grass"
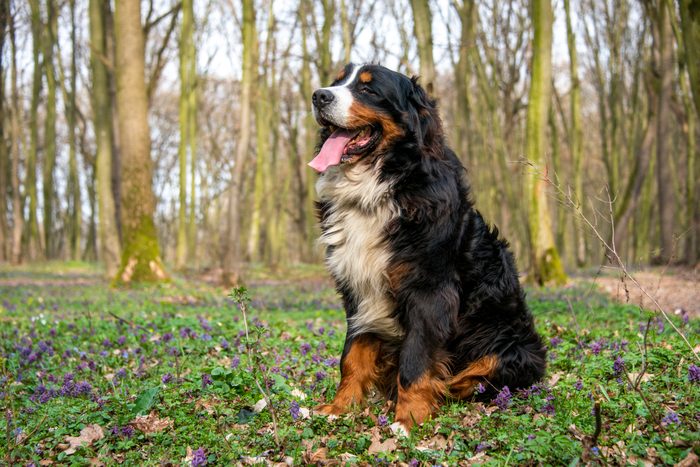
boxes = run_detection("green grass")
[0,267,698,465]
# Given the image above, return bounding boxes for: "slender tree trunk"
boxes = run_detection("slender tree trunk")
[248,3,275,262]
[454,0,476,164]
[176,0,195,270]
[90,0,122,277]
[9,9,24,264]
[340,0,352,63]
[43,0,58,258]
[0,0,8,262]
[563,0,586,266]
[222,0,255,285]
[677,0,700,263]
[409,0,436,94]
[67,0,82,260]
[654,2,676,262]
[679,0,700,118]
[299,0,317,262]
[28,0,43,260]
[525,0,566,285]
[113,0,166,283]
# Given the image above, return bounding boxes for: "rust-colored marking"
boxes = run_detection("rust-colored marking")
[448,354,499,399]
[359,71,373,83]
[316,335,381,415]
[347,102,404,148]
[386,262,412,292]
[335,68,347,82]
[394,363,449,430]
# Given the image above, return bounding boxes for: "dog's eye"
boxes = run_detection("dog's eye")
[359,86,377,96]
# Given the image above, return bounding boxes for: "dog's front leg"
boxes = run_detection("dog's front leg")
[392,286,456,434]
[316,333,381,415]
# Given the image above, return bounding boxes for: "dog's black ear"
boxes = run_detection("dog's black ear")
[406,76,442,154]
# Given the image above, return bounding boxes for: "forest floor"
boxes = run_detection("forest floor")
[0,263,698,465]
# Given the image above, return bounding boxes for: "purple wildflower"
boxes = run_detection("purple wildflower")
[117,335,126,346]
[589,340,604,355]
[475,382,486,394]
[121,426,135,438]
[200,334,212,342]
[162,373,173,384]
[408,460,419,467]
[541,394,555,415]
[661,411,680,426]
[161,333,174,343]
[191,447,207,466]
[476,442,490,453]
[300,343,311,356]
[688,364,700,384]
[315,371,327,382]
[230,355,240,369]
[378,414,388,426]
[220,338,230,350]
[116,368,127,380]
[290,400,300,421]
[201,373,213,389]
[198,317,213,332]
[613,356,625,376]
[549,337,562,348]
[574,380,583,391]
[493,386,511,410]
[102,338,111,348]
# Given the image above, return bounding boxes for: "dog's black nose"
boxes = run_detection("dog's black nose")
[312,89,335,108]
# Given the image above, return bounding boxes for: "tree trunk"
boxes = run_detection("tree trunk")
[222,0,255,285]
[27,0,43,260]
[90,0,122,277]
[9,9,24,264]
[113,0,166,283]
[0,0,8,262]
[409,0,436,94]
[654,2,676,262]
[563,0,586,266]
[67,0,82,261]
[454,0,476,164]
[340,0,352,63]
[525,0,566,285]
[678,0,700,263]
[679,0,700,118]
[43,0,58,258]
[176,0,196,270]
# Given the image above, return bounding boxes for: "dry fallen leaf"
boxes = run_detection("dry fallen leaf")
[63,424,104,455]
[676,451,699,467]
[184,446,194,463]
[130,411,173,434]
[368,428,398,454]
[547,371,563,387]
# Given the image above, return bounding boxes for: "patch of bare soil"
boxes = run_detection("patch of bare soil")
[583,266,700,318]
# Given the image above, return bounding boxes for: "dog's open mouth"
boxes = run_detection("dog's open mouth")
[308,125,381,173]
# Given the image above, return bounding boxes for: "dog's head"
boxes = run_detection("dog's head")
[308,63,442,173]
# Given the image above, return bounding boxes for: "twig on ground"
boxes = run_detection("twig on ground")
[523,159,699,362]
[231,287,281,447]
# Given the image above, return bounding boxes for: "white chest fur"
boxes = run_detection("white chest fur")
[316,165,403,338]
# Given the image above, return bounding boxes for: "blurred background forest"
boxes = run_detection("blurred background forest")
[0,0,698,285]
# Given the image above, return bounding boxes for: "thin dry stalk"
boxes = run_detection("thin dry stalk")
[233,288,281,447]
[524,160,699,362]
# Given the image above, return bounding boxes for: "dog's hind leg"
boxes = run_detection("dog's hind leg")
[315,334,381,416]
[448,354,500,398]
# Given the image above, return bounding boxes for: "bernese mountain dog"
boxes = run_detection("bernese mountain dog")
[308,63,546,435]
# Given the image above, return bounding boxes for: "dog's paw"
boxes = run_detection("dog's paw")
[314,404,343,419]
[389,421,409,437]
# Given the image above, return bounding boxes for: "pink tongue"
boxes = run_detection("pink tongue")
[308,128,360,173]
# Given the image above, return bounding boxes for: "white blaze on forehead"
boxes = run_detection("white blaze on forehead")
[313,64,362,127]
